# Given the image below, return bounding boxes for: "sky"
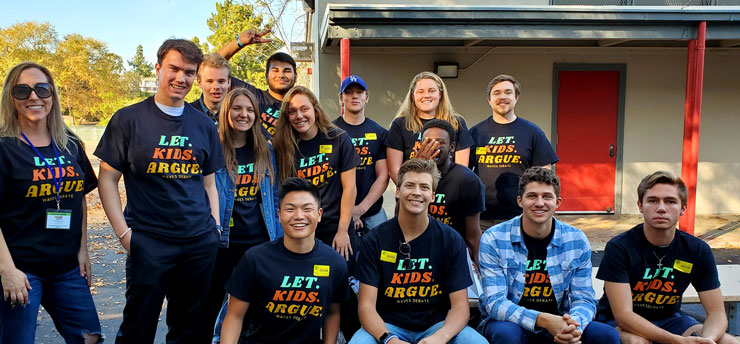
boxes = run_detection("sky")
[0,0,304,67]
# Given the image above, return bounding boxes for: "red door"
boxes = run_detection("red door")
[556,70,619,212]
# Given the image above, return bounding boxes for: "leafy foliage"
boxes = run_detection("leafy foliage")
[128,45,154,78]
[203,0,283,89]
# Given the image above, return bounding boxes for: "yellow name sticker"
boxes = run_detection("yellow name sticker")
[365,133,377,140]
[380,250,397,263]
[313,265,330,277]
[673,260,693,274]
[229,217,234,227]
[319,145,333,154]
[476,146,487,155]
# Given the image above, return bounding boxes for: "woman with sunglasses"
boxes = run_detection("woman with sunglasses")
[200,88,281,344]
[385,71,473,184]
[274,86,360,262]
[0,62,101,343]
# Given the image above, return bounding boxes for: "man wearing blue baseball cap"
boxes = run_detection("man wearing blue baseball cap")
[332,75,389,232]
[331,75,390,339]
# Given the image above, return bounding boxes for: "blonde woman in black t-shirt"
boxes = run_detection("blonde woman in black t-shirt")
[0,62,101,343]
[385,72,473,184]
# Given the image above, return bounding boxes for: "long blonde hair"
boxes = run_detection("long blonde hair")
[218,88,273,184]
[0,62,79,151]
[274,86,341,181]
[394,71,461,133]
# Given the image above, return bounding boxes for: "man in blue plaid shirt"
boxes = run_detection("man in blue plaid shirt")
[478,167,619,344]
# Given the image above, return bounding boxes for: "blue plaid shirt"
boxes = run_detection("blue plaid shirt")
[479,216,596,332]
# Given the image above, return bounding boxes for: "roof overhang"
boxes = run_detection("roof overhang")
[321,5,740,49]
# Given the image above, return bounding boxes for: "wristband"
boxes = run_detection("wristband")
[118,227,132,239]
[236,34,243,48]
[383,334,398,344]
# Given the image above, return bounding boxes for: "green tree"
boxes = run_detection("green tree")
[55,34,128,123]
[0,22,59,92]
[128,44,154,78]
[204,0,283,89]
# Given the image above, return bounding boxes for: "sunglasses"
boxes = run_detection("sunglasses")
[12,83,53,100]
[399,241,412,269]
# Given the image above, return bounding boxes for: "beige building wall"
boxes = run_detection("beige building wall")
[317,46,740,214]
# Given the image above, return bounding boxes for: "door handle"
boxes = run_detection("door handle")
[609,144,615,158]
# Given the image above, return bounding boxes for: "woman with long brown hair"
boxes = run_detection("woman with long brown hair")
[0,62,101,343]
[273,86,359,261]
[385,71,473,184]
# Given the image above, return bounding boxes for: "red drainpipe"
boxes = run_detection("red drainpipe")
[341,38,350,83]
[340,38,350,116]
[679,21,706,235]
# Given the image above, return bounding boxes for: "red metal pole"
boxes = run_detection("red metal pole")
[340,38,350,82]
[679,22,706,234]
[679,39,696,233]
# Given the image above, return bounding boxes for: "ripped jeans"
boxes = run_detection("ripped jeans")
[0,268,103,343]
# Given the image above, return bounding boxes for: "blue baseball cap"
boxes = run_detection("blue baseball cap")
[340,75,368,92]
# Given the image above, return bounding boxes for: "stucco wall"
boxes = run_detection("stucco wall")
[316,46,740,214]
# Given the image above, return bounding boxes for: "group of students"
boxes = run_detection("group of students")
[0,30,736,344]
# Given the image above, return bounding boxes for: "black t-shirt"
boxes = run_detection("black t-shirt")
[231,77,282,140]
[94,97,225,238]
[470,116,559,220]
[429,163,485,238]
[230,141,269,245]
[0,137,97,276]
[225,238,349,344]
[332,117,388,218]
[355,217,472,331]
[385,116,474,162]
[519,227,560,315]
[295,128,360,231]
[596,224,720,320]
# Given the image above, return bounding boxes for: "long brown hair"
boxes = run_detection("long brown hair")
[394,71,461,133]
[0,62,79,151]
[274,86,341,181]
[218,88,273,184]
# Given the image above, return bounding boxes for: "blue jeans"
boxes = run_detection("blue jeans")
[363,209,388,230]
[349,321,487,344]
[0,268,103,344]
[482,319,619,344]
[598,312,699,335]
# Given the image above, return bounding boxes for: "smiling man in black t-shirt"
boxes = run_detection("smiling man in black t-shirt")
[349,159,487,344]
[596,171,738,344]
[332,75,389,232]
[216,29,296,139]
[95,39,225,343]
[220,178,349,344]
[470,74,558,229]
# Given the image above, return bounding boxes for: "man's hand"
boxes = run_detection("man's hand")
[77,246,92,287]
[1,267,31,306]
[413,137,440,160]
[388,338,411,344]
[553,313,582,344]
[332,231,353,261]
[676,336,716,344]
[237,29,273,46]
[352,205,366,230]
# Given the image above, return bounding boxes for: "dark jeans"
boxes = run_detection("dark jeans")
[116,229,218,344]
[482,319,620,344]
[0,268,102,344]
[315,221,361,338]
[197,243,257,344]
